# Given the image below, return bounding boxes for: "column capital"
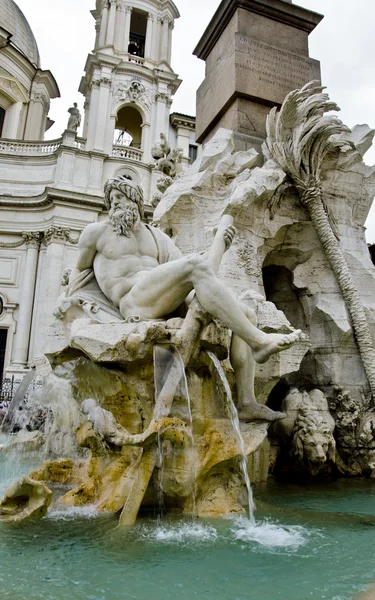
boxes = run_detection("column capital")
[30,90,49,112]
[101,0,109,9]
[22,231,43,249]
[147,13,155,21]
[125,5,133,13]
[43,227,81,246]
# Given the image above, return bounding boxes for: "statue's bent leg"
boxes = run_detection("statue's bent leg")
[120,255,302,363]
[230,303,286,422]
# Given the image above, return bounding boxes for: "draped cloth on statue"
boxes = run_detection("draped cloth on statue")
[53,225,183,324]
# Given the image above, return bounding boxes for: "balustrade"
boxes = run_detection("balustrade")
[112,144,143,161]
[0,138,62,156]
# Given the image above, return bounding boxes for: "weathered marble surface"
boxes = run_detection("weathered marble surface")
[154,126,375,399]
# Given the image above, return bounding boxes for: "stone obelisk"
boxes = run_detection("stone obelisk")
[194,0,323,151]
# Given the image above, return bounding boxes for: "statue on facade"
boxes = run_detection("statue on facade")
[56,176,302,422]
[67,103,81,132]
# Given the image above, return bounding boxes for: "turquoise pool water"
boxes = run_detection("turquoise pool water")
[1,455,375,600]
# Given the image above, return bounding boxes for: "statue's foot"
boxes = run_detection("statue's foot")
[252,330,302,364]
[238,404,286,422]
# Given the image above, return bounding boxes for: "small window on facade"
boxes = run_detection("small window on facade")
[189,144,198,164]
[129,10,147,57]
[0,107,5,138]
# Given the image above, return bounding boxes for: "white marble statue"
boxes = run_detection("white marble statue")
[67,103,81,132]
[64,176,302,421]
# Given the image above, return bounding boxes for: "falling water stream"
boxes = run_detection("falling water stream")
[153,345,196,519]
[207,351,255,523]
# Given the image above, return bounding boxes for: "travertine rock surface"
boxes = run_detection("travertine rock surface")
[0,476,52,522]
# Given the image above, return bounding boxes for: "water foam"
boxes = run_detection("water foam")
[231,517,309,549]
[47,505,101,520]
[139,522,218,544]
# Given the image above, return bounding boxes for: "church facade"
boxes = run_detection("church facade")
[0,0,196,380]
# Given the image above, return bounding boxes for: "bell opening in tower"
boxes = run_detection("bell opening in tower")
[114,105,143,149]
[128,10,147,57]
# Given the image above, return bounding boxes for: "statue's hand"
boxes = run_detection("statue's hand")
[223,225,236,250]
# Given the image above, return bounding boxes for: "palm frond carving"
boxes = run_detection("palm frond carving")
[265,81,375,397]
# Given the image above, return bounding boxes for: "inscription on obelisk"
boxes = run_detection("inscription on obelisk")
[194,0,323,147]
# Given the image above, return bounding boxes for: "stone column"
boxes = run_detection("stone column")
[86,80,101,150]
[99,0,109,47]
[167,21,174,65]
[94,77,112,152]
[11,233,41,368]
[115,2,125,51]
[24,91,49,140]
[3,101,23,139]
[153,17,161,62]
[141,122,151,162]
[39,228,70,345]
[94,20,101,50]
[160,17,170,63]
[144,14,154,60]
[106,0,118,47]
[155,93,168,139]
[123,6,132,52]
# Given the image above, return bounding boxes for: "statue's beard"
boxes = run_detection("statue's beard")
[110,204,139,237]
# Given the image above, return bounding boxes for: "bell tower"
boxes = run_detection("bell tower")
[79,0,181,162]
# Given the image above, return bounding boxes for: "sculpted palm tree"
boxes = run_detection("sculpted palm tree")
[264,80,375,397]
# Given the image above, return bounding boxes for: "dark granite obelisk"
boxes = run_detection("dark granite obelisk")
[194,0,323,150]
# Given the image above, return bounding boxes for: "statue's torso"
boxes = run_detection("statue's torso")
[93,221,159,307]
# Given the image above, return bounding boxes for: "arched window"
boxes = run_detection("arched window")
[0,107,6,138]
[114,106,143,149]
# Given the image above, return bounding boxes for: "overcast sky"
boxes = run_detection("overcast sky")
[13,0,375,240]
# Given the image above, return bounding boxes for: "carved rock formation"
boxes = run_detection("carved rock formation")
[0,476,52,522]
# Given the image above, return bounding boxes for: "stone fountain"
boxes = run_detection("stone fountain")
[2,82,375,525]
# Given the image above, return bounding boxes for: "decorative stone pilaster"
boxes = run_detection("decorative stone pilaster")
[144,14,155,60]
[115,1,126,50]
[141,122,151,162]
[160,17,171,63]
[99,0,110,47]
[123,6,132,53]
[167,20,174,64]
[95,20,101,49]
[11,232,42,368]
[106,0,118,46]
